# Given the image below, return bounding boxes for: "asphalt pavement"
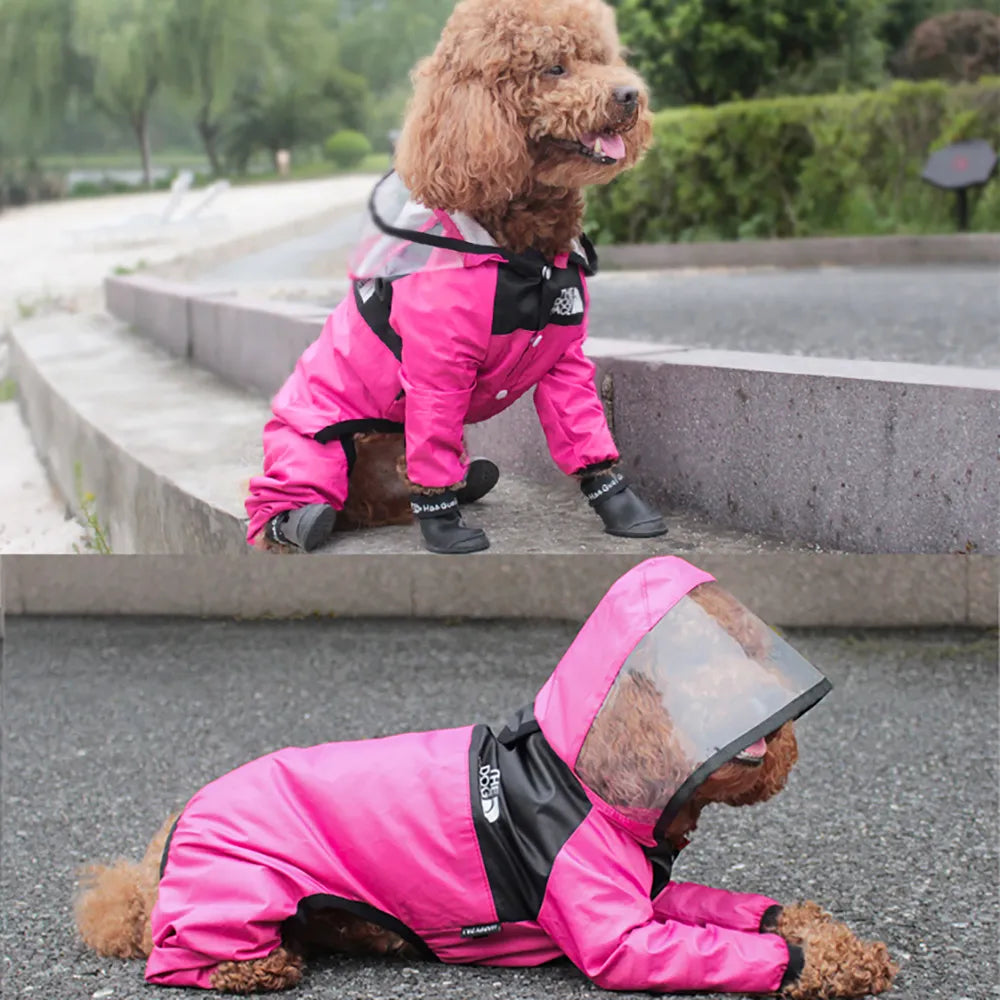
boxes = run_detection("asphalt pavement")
[196,212,999,369]
[587,266,1000,368]
[2,618,997,1000]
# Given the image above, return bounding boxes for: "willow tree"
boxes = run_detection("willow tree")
[73,0,168,186]
[0,0,83,151]
[163,0,271,176]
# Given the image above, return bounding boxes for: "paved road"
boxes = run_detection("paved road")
[588,266,1000,368]
[3,618,996,1000]
[196,214,999,369]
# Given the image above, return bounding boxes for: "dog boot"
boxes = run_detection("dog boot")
[266,503,337,552]
[455,458,500,505]
[580,469,667,538]
[411,491,490,554]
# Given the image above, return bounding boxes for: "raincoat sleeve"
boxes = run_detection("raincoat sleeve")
[533,334,619,476]
[394,268,492,489]
[536,824,793,994]
[652,881,780,933]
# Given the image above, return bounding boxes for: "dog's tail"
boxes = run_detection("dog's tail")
[75,813,177,959]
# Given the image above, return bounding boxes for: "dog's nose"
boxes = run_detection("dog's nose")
[613,86,639,107]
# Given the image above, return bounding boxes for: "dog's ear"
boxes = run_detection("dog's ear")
[395,66,532,214]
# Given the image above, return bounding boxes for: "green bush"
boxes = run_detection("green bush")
[587,78,1000,243]
[323,129,373,170]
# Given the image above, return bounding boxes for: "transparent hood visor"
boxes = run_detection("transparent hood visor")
[351,172,500,281]
[575,583,830,829]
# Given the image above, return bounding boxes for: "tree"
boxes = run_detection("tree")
[613,0,886,106]
[162,0,271,175]
[880,0,1000,61]
[73,0,169,186]
[220,0,369,173]
[334,0,454,98]
[898,9,1000,82]
[0,0,85,151]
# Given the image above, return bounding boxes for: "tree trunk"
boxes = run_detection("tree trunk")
[133,111,153,188]
[197,112,222,176]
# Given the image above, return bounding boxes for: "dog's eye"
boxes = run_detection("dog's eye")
[546,65,567,77]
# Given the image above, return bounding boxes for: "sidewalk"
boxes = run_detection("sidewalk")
[0,175,374,552]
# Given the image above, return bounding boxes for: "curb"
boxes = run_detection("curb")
[101,275,1000,555]
[1,553,995,627]
[599,233,1000,271]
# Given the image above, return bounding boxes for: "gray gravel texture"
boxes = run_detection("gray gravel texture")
[2,618,997,1000]
[587,266,1000,368]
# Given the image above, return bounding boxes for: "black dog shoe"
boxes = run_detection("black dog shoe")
[581,470,668,538]
[411,492,490,554]
[455,459,500,505]
[266,503,337,552]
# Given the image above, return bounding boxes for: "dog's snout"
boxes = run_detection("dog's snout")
[613,86,639,108]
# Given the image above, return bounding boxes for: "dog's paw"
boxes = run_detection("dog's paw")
[781,916,898,999]
[776,900,836,943]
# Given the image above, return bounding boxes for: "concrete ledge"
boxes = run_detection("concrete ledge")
[7,308,817,560]
[104,276,999,554]
[468,345,999,555]
[600,233,1000,271]
[2,553,995,627]
[9,312,266,555]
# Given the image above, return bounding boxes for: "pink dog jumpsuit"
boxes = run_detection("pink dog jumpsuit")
[147,556,831,992]
[244,173,619,542]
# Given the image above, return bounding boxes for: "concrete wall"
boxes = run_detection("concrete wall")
[105,276,1000,555]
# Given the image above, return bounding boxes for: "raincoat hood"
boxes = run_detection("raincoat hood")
[533,557,831,844]
[350,172,597,282]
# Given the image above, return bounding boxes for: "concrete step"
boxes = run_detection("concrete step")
[7,309,994,625]
[10,311,265,555]
[8,308,799,559]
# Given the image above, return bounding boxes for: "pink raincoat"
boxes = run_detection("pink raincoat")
[245,173,618,542]
[148,557,831,992]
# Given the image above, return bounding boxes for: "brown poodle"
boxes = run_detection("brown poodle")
[258,0,654,550]
[75,583,896,997]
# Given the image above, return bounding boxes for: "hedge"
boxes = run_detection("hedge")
[586,79,1000,243]
[324,129,374,170]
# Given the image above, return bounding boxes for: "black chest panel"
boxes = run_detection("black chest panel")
[491,259,587,337]
[469,709,591,923]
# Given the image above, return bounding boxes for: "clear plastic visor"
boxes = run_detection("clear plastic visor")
[575,583,829,825]
[350,172,497,280]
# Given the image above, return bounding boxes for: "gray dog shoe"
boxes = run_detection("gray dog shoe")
[266,504,337,552]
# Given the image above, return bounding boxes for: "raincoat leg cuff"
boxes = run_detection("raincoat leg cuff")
[780,943,806,990]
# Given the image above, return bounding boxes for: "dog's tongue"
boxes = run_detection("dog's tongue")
[581,131,627,161]
[738,737,768,760]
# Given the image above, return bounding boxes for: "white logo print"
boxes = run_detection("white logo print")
[478,763,501,823]
[550,287,585,319]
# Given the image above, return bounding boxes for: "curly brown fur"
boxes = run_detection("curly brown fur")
[286,908,415,960]
[75,813,177,959]
[209,947,304,994]
[576,666,798,844]
[688,581,772,660]
[395,0,653,257]
[395,447,467,496]
[339,433,413,529]
[774,903,898,999]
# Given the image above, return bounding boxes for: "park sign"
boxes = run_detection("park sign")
[921,139,997,231]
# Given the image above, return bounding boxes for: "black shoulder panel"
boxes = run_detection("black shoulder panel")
[491,261,587,337]
[469,712,591,923]
[354,278,402,361]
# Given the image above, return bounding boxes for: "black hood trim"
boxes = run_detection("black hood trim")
[653,677,833,842]
[369,172,599,277]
